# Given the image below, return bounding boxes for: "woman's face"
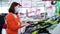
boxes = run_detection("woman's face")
[15,5,20,13]
[15,5,20,8]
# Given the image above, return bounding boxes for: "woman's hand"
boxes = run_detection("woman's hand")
[20,23,30,26]
[19,22,30,28]
[24,23,30,26]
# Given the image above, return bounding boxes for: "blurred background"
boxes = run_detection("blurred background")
[0,0,60,34]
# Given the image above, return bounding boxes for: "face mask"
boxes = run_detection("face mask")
[15,8,20,13]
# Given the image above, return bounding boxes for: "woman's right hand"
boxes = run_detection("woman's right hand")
[19,23,25,28]
[19,23,30,28]
[24,23,30,26]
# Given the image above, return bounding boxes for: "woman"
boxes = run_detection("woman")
[6,2,29,34]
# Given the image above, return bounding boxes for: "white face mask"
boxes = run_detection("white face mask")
[15,5,20,13]
[15,8,20,13]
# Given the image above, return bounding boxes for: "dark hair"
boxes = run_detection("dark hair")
[9,2,21,14]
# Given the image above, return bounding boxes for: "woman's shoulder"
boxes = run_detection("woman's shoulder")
[6,13,13,18]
